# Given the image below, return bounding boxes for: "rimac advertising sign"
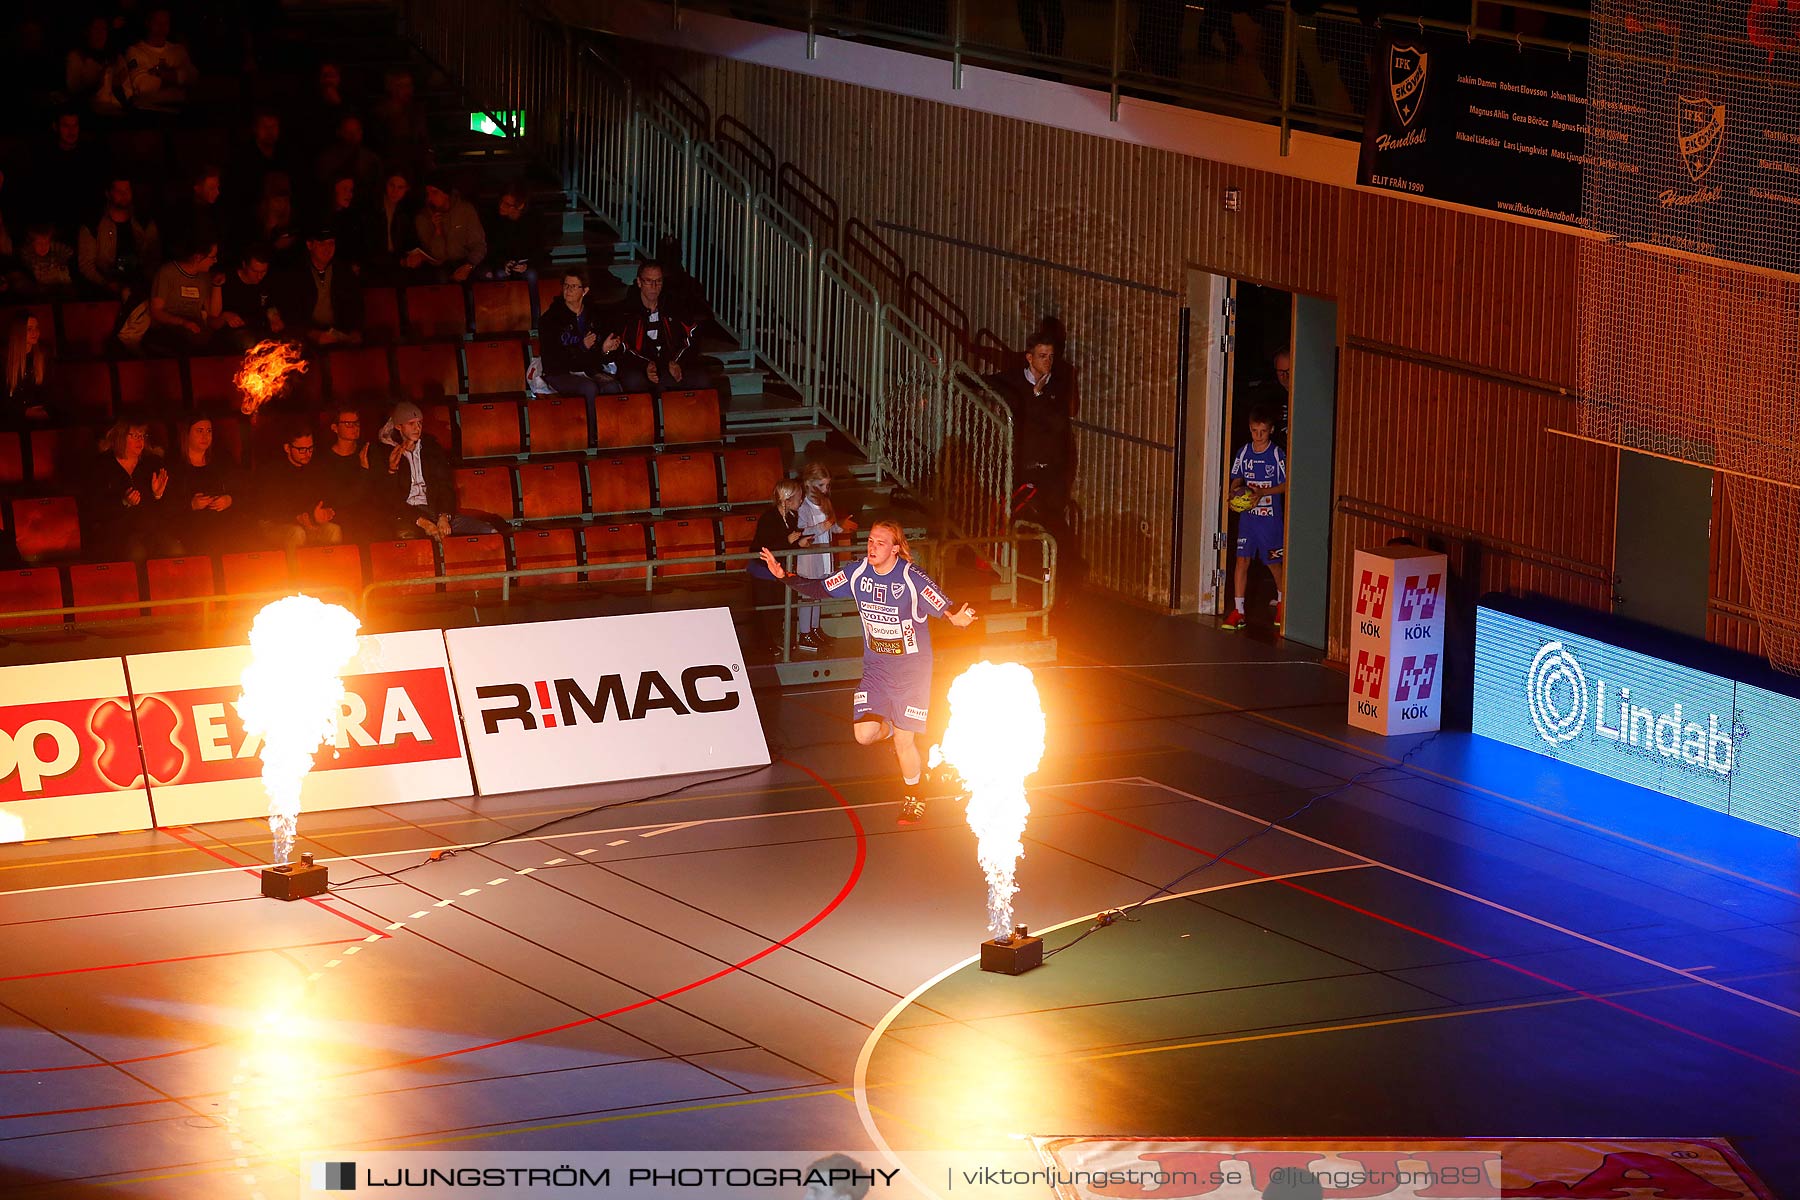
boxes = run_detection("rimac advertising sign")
[1474,606,1799,837]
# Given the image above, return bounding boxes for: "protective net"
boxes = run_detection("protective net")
[1581,0,1800,669]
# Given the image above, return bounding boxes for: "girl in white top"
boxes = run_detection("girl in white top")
[795,462,855,646]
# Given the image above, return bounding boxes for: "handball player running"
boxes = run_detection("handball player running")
[760,520,977,823]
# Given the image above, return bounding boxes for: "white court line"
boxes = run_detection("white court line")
[1125,776,1800,1023]
[639,823,701,839]
[850,863,1376,1200]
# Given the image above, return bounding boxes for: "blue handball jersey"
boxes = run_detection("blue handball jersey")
[812,559,956,661]
[1230,441,1287,524]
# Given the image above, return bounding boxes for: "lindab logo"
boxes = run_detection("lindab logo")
[477,665,741,734]
[1526,641,1738,775]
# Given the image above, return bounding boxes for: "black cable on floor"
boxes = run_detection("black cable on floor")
[325,762,773,890]
[1041,733,1442,960]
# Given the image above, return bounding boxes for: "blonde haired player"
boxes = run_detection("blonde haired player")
[761,520,976,822]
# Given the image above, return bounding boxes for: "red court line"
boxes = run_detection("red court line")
[160,826,392,940]
[2,758,868,1116]
[1063,796,1800,1080]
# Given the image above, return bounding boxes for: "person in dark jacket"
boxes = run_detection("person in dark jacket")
[81,418,181,560]
[253,422,342,550]
[611,260,714,395]
[746,477,806,655]
[482,179,543,280]
[270,228,364,345]
[539,269,623,401]
[984,328,1077,585]
[166,413,243,553]
[377,400,495,539]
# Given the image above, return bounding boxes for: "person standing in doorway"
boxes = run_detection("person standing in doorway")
[1222,402,1287,631]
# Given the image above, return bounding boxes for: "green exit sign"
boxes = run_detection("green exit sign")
[470,111,525,137]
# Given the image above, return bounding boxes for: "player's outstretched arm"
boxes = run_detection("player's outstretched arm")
[948,603,978,628]
[758,547,786,578]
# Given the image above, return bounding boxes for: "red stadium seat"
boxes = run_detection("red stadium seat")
[362,287,402,342]
[581,522,648,582]
[60,360,116,421]
[294,544,365,606]
[369,538,439,597]
[219,550,291,609]
[511,527,579,587]
[593,393,655,449]
[394,343,460,403]
[659,389,721,445]
[442,532,507,591]
[535,276,563,325]
[0,432,24,484]
[525,395,591,454]
[588,454,651,515]
[516,460,585,521]
[0,567,64,629]
[423,402,455,454]
[326,346,396,407]
[471,280,532,335]
[452,466,516,522]
[28,426,97,485]
[652,518,717,577]
[11,495,81,562]
[721,445,787,506]
[457,400,522,458]
[404,284,469,340]
[186,355,244,410]
[68,561,142,622]
[719,513,758,563]
[58,300,120,358]
[207,416,246,467]
[465,339,526,397]
[145,555,216,617]
[115,358,184,411]
[654,450,721,510]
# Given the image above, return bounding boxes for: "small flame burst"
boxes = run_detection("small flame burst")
[239,596,360,864]
[937,661,1046,939]
[234,340,308,417]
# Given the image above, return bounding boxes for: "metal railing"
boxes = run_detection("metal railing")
[399,0,1016,544]
[0,584,362,639]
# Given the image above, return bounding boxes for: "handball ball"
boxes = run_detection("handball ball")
[1230,488,1259,512]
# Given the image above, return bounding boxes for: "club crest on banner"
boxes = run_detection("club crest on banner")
[1677,94,1725,182]
[1389,44,1429,127]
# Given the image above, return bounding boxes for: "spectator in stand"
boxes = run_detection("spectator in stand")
[290,61,349,164]
[362,169,417,281]
[538,269,623,402]
[142,241,222,356]
[254,421,343,550]
[67,16,127,117]
[370,67,431,177]
[746,477,807,656]
[8,16,64,111]
[612,261,712,395]
[795,461,855,651]
[166,165,225,265]
[319,174,368,275]
[229,111,295,215]
[16,224,75,298]
[986,328,1075,580]
[314,112,382,198]
[271,227,363,346]
[317,406,377,538]
[78,176,161,302]
[378,400,492,540]
[240,179,300,268]
[33,112,108,241]
[408,175,486,282]
[82,418,181,561]
[166,414,241,553]
[123,7,198,113]
[2,312,53,427]
[218,243,283,350]
[482,180,542,280]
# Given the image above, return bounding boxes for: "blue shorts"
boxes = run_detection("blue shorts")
[853,659,932,732]
[1236,516,1284,565]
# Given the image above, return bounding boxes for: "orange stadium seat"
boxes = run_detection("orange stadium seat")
[465,339,526,397]
[581,522,648,582]
[525,395,590,454]
[593,393,655,449]
[404,284,469,340]
[423,402,455,453]
[394,343,461,404]
[326,346,396,407]
[534,276,563,324]
[219,550,291,609]
[452,466,516,522]
[659,388,721,444]
[516,460,585,522]
[294,544,365,605]
[511,527,579,587]
[719,513,758,564]
[61,360,116,421]
[145,555,216,617]
[721,445,787,505]
[362,287,403,341]
[458,400,522,458]
[369,538,439,597]
[29,426,97,485]
[68,560,142,621]
[186,355,243,410]
[652,518,717,577]
[442,532,508,591]
[115,358,184,411]
[654,450,720,510]
[58,300,121,358]
[588,454,651,515]
[11,495,81,562]
[471,280,532,335]
[0,432,24,484]
[0,567,64,628]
